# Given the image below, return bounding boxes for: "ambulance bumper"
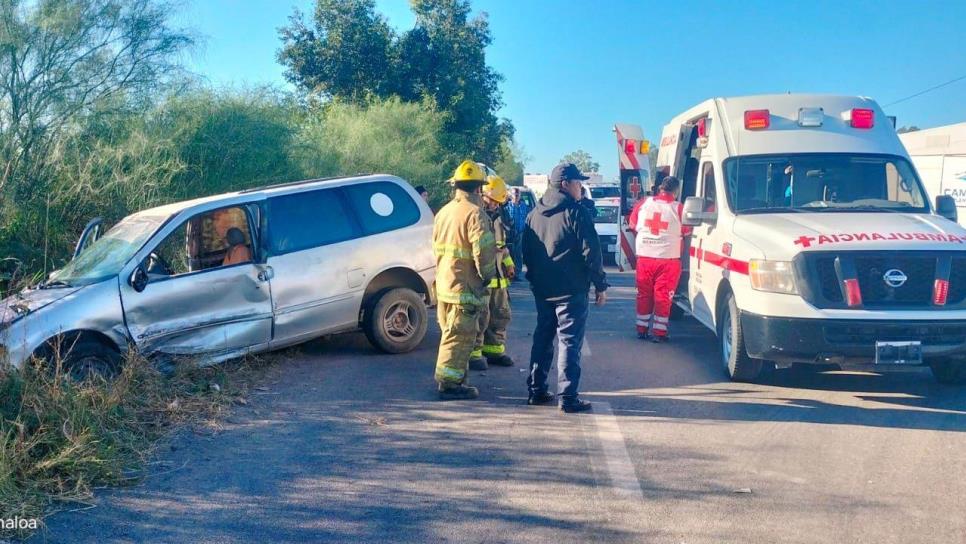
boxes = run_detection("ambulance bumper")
[740,312,966,365]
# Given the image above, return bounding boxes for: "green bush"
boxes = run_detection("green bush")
[296,96,456,207]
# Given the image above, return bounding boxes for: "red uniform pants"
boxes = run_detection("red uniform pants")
[635,257,682,337]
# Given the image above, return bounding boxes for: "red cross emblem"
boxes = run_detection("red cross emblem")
[628,177,642,199]
[644,212,669,235]
[794,235,816,248]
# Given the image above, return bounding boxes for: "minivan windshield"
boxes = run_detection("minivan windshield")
[724,153,929,214]
[46,214,169,287]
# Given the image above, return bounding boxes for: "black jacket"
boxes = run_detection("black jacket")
[522,189,608,301]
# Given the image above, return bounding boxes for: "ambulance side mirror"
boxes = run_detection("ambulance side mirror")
[936,195,957,223]
[683,196,716,226]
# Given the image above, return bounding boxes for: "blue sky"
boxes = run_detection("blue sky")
[180,0,966,180]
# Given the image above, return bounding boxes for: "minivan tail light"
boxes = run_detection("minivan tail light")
[850,108,875,129]
[934,279,950,306]
[744,110,770,130]
[843,278,863,307]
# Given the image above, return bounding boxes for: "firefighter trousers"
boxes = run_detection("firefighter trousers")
[435,302,481,385]
[636,256,682,337]
[474,287,511,358]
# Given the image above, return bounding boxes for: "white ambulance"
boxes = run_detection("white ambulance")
[654,94,966,383]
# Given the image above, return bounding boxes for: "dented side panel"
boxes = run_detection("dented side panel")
[119,264,273,357]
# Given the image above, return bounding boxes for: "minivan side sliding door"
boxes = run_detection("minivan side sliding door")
[265,187,364,346]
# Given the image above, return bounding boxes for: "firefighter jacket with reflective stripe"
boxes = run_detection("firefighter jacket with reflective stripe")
[487,206,514,289]
[433,191,497,306]
[630,192,684,259]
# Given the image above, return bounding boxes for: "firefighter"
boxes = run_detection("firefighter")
[433,160,497,400]
[628,175,687,342]
[469,174,516,370]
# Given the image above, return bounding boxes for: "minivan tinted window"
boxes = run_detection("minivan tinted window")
[268,189,359,254]
[343,181,421,236]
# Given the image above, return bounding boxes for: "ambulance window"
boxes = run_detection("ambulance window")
[886,162,919,205]
[701,162,717,211]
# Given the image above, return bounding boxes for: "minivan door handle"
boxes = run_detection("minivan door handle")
[258,266,274,282]
[347,268,366,289]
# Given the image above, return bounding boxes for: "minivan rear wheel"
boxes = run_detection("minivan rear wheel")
[719,293,762,382]
[364,288,428,354]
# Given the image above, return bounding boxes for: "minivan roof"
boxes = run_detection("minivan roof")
[130,174,407,220]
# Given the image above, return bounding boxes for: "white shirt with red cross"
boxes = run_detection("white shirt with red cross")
[630,192,684,259]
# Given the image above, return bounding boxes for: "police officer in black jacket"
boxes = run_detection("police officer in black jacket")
[521,163,609,413]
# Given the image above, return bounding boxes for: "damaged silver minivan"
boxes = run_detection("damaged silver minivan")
[0,175,435,375]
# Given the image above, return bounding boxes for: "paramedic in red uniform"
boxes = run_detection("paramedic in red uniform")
[628,176,688,342]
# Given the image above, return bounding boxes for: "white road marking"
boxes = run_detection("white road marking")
[591,401,644,501]
[582,338,592,357]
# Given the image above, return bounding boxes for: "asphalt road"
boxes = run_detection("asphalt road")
[33,270,966,543]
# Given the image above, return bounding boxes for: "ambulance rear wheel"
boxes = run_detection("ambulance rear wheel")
[719,293,762,382]
[930,359,966,385]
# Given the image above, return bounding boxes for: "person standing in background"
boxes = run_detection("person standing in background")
[506,187,531,280]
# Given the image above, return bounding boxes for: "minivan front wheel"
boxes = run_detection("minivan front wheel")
[364,288,428,354]
[719,293,762,382]
[42,337,122,381]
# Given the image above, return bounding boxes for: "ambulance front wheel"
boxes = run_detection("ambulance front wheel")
[718,293,763,382]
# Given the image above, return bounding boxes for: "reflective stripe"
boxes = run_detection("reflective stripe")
[654,316,669,323]
[652,322,668,331]
[470,349,483,358]
[636,314,652,320]
[503,255,515,268]
[433,243,473,260]
[635,320,648,326]
[489,277,510,288]
[440,366,465,381]
[482,344,505,355]
[435,289,483,306]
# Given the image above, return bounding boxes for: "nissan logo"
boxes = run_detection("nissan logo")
[883,269,908,288]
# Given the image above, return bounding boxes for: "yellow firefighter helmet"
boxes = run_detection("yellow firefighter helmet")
[483,175,508,204]
[450,160,486,185]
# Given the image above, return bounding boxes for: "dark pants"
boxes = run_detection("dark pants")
[510,235,524,279]
[527,295,589,402]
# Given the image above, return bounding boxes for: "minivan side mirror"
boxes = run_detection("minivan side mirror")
[936,195,958,223]
[130,265,148,293]
[682,196,717,226]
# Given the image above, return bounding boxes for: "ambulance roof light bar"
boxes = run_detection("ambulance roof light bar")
[744,110,770,130]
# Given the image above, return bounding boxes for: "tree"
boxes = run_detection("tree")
[0,0,191,196]
[277,0,512,164]
[560,150,599,173]
[277,0,395,101]
[493,137,527,185]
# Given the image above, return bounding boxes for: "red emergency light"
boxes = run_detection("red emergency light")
[850,108,875,129]
[934,279,950,306]
[624,138,637,155]
[744,110,770,130]
[697,117,708,137]
[843,278,862,307]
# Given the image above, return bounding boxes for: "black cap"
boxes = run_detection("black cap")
[549,163,590,186]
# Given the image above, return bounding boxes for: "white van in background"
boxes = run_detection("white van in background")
[900,122,966,227]
[655,93,966,384]
[593,196,620,265]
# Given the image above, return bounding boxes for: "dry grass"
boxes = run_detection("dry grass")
[0,351,272,540]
